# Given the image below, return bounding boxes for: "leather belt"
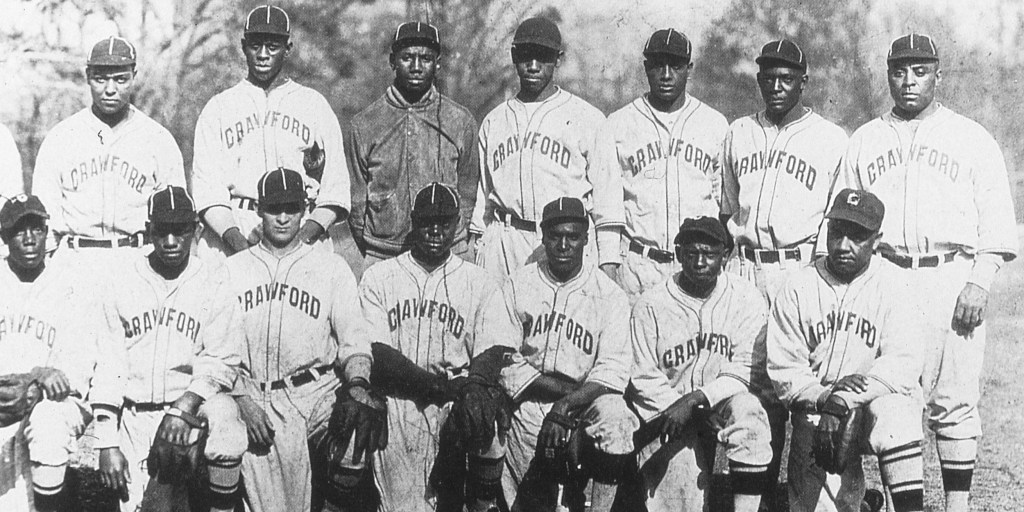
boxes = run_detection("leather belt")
[259,364,334,391]
[879,251,957,269]
[123,399,173,413]
[627,239,674,263]
[65,232,147,249]
[494,209,536,232]
[740,246,802,264]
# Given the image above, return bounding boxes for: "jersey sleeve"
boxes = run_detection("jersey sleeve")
[700,287,768,407]
[32,131,68,234]
[344,118,368,237]
[767,278,827,410]
[191,96,231,213]
[330,262,374,368]
[627,302,683,422]
[584,291,630,392]
[188,271,243,400]
[0,124,23,199]
[591,119,625,265]
[463,271,501,358]
[155,127,186,189]
[308,94,350,228]
[475,279,540,398]
[971,130,1018,259]
[469,121,492,235]
[720,124,740,217]
[356,267,393,347]
[864,273,923,398]
[89,286,130,408]
[455,110,481,242]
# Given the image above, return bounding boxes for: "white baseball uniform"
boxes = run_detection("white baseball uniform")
[0,123,23,200]
[470,88,622,277]
[629,271,772,511]
[225,242,371,512]
[358,252,499,512]
[596,94,728,300]
[769,257,924,512]
[722,109,847,302]
[191,79,350,258]
[90,254,247,512]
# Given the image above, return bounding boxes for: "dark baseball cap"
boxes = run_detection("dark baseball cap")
[412,182,459,218]
[643,29,691,61]
[87,36,137,67]
[393,21,441,53]
[148,186,197,224]
[512,17,562,52]
[826,189,885,232]
[258,168,307,206]
[540,197,588,229]
[887,33,938,63]
[756,39,807,71]
[244,5,291,37]
[674,216,733,249]
[0,194,48,233]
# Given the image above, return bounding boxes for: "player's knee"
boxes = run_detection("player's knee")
[200,394,249,460]
[24,399,81,464]
[583,394,639,455]
[867,394,923,452]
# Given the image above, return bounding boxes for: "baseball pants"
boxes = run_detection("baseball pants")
[373,397,451,512]
[615,245,676,304]
[724,245,815,306]
[0,421,31,512]
[475,222,597,280]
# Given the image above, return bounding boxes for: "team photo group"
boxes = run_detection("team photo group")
[0,3,1016,512]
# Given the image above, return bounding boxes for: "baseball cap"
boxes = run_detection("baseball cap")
[0,194,48,233]
[148,186,197,224]
[512,17,562,52]
[540,197,588,229]
[87,36,137,67]
[258,168,307,206]
[643,29,692,61]
[755,39,807,71]
[393,21,441,53]
[673,216,732,249]
[244,5,291,37]
[887,33,939,63]
[825,189,885,232]
[412,182,459,218]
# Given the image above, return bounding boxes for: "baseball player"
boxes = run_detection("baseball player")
[357,182,499,511]
[628,216,772,512]
[827,34,1018,512]
[89,186,247,512]
[0,195,101,512]
[32,36,186,269]
[596,29,728,301]
[471,196,637,512]
[225,168,382,512]
[0,123,23,200]
[346,22,479,277]
[769,189,925,512]
[192,5,350,259]
[470,17,622,281]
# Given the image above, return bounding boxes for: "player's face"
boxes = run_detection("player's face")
[887,60,941,118]
[644,54,691,108]
[259,202,304,248]
[826,219,880,281]
[87,67,135,116]
[242,35,291,87]
[3,216,48,271]
[149,221,196,270]
[391,45,439,98]
[512,45,560,99]
[410,214,457,266]
[676,238,727,295]
[757,65,806,117]
[542,220,588,282]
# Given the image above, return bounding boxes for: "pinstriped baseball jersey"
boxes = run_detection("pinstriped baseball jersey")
[475,262,631,398]
[90,256,243,408]
[598,94,728,250]
[722,110,847,249]
[32,106,185,238]
[628,272,767,421]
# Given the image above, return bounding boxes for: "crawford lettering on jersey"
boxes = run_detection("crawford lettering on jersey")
[864,144,963,185]
[0,315,57,348]
[122,308,201,343]
[387,298,466,338]
[734,149,817,190]
[239,282,321,318]
[64,154,149,192]
[661,332,733,368]
[491,131,571,170]
[523,311,594,355]
[626,138,714,177]
[808,309,877,348]
[222,111,312,149]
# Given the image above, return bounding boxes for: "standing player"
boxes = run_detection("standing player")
[347,22,479,276]
[597,29,728,301]
[470,17,621,280]
[0,123,23,200]
[192,5,350,259]
[628,216,772,512]
[90,186,247,512]
[226,168,383,512]
[33,36,185,267]
[769,189,925,512]
[828,34,1018,512]
[357,182,499,511]
[0,195,101,512]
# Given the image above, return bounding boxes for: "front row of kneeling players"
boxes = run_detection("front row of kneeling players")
[0,178,923,512]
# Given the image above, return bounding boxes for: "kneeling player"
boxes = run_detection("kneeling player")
[92,186,248,512]
[768,189,924,512]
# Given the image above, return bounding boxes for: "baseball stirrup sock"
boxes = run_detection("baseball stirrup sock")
[207,458,242,510]
[729,460,770,496]
[466,454,504,500]
[878,441,923,512]
[936,435,976,492]
[31,464,68,512]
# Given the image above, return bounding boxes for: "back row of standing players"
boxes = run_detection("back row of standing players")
[0,3,1016,512]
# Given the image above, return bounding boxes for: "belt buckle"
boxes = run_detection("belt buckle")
[910,254,920,270]
[133,232,144,247]
[640,245,651,259]
[67,236,78,250]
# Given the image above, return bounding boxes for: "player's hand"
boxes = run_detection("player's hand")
[99,447,131,502]
[599,262,621,286]
[235,395,275,451]
[660,390,709,444]
[833,374,869,394]
[952,282,988,336]
[298,220,326,245]
[538,404,575,449]
[155,412,193,446]
[30,366,71,401]
[222,227,256,255]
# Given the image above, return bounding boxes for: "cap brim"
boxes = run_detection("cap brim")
[825,210,880,231]
[540,215,588,229]
[259,191,307,206]
[1,210,49,232]
[674,227,729,246]
[755,55,806,70]
[512,41,562,52]
[150,211,197,224]
[887,51,939,63]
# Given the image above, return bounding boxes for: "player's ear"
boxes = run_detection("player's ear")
[555,51,563,68]
[388,52,397,70]
[870,231,883,251]
[284,41,293,57]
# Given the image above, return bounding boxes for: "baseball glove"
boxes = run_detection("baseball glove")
[370,342,465,405]
[812,394,862,474]
[303,141,326,182]
[326,377,388,466]
[0,373,42,427]
[450,374,513,453]
[147,408,209,485]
